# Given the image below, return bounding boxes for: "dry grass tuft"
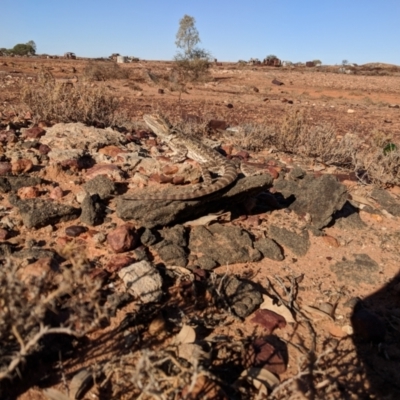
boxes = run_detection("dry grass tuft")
[21,68,123,126]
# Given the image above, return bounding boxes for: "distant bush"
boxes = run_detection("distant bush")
[83,61,129,81]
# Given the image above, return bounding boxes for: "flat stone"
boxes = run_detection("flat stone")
[83,175,117,200]
[330,254,379,284]
[269,226,310,256]
[274,173,348,229]
[189,224,262,266]
[9,195,80,229]
[254,238,284,261]
[371,188,400,217]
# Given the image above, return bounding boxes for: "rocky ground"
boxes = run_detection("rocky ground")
[0,57,400,399]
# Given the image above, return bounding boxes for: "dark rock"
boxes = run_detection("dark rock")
[371,188,400,217]
[272,78,284,86]
[83,175,117,200]
[334,202,366,230]
[189,224,262,267]
[0,176,43,193]
[159,225,187,247]
[217,274,263,318]
[254,238,284,261]
[269,226,310,256]
[0,243,13,257]
[152,240,187,267]
[39,144,51,154]
[80,194,104,226]
[226,103,233,108]
[9,195,80,229]
[196,255,218,270]
[330,254,379,284]
[65,225,88,237]
[207,120,229,131]
[117,174,274,228]
[13,247,58,262]
[140,228,158,246]
[274,173,347,229]
[107,225,139,253]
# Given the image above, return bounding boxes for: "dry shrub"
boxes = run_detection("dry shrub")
[83,61,129,81]
[21,68,122,126]
[0,243,108,389]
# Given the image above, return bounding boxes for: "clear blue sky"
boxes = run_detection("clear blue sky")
[2,0,399,65]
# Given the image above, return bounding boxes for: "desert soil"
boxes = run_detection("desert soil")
[1,57,400,399]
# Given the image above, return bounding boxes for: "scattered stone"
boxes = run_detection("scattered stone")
[9,195,80,229]
[65,225,88,237]
[347,109,355,113]
[85,164,124,182]
[0,228,9,240]
[107,224,139,253]
[207,120,229,131]
[226,103,233,109]
[334,202,367,230]
[83,175,117,200]
[268,226,310,256]
[189,224,262,267]
[105,255,135,274]
[49,186,64,200]
[0,162,12,176]
[274,173,347,229]
[140,228,158,246]
[17,186,39,199]
[80,194,105,226]
[23,126,46,139]
[153,240,188,267]
[254,238,284,261]
[0,176,42,193]
[11,159,33,174]
[371,188,400,217]
[217,274,263,318]
[159,225,187,247]
[251,337,288,374]
[322,235,340,248]
[330,254,379,284]
[118,260,163,303]
[251,309,286,333]
[272,78,284,86]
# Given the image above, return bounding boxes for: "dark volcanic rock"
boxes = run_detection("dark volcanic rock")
[274,173,347,229]
[334,202,367,230]
[217,274,263,318]
[83,175,117,200]
[330,254,379,284]
[152,240,188,267]
[9,195,80,229]
[371,188,400,217]
[269,226,310,256]
[254,238,284,261]
[117,174,273,228]
[189,224,262,266]
[159,225,187,247]
[80,194,104,226]
[0,176,43,193]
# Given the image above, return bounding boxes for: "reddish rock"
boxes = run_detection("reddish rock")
[251,337,288,374]
[158,88,164,94]
[172,176,185,185]
[220,144,233,155]
[0,162,12,175]
[99,145,126,157]
[17,186,39,199]
[11,159,33,174]
[105,255,135,273]
[234,150,249,160]
[65,225,88,237]
[17,257,54,283]
[251,309,287,333]
[161,164,179,175]
[49,186,64,200]
[107,225,139,253]
[24,126,46,139]
[85,164,123,181]
[149,173,173,184]
[0,228,9,240]
[38,144,51,154]
[60,159,80,171]
[322,235,340,248]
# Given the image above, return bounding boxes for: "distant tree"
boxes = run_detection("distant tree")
[313,59,322,65]
[265,54,278,60]
[175,14,201,59]
[10,41,36,56]
[342,59,349,66]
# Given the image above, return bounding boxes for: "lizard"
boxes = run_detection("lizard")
[124,113,238,200]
